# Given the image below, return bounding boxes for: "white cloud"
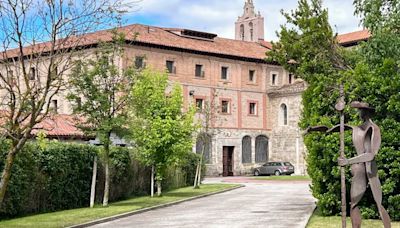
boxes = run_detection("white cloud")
[126,0,362,41]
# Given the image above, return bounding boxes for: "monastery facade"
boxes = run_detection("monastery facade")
[0,0,369,176]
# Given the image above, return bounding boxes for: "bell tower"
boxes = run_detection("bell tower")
[235,0,264,42]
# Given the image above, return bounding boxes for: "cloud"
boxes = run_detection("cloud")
[125,0,362,41]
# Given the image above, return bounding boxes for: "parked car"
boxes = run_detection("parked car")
[253,162,294,176]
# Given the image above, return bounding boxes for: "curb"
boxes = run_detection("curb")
[69,184,244,228]
[299,203,316,228]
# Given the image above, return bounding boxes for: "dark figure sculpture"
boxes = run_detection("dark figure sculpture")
[307,101,391,228]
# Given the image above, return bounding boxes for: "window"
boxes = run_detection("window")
[135,56,145,69]
[271,73,277,85]
[249,70,255,82]
[76,97,82,109]
[255,135,269,163]
[242,136,252,163]
[240,24,244,41]
[51,66,58,78]
[221,100,230,114]
[280,104,288,125]
[6,70,15,85]
[29,67,36,80]
[221,67,228,80]
[249,102,257,115]
[249,22,254,41]
[289,74,293,84]
[195,98,204,111]
[166,60,175,74]
[51,100,58,113]
[195,64,204,78]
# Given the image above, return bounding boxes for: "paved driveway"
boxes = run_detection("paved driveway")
[90,177,315,228]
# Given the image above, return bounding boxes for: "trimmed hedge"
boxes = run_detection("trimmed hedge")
[0,140,203,218]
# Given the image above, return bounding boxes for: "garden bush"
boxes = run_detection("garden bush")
[0,141,201,218]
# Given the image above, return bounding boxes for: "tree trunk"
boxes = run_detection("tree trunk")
[102,143,110,207]
[0,149,17,205]
[197,155,203,186]
[157,180,162,196]
[193,162,200,188]
[194,144,205,188]
[90,156,97,208]
[0,136,29,205]
[150,165,154,198]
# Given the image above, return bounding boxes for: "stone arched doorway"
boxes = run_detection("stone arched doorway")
[255,135,269,163]
[242,136,252,163]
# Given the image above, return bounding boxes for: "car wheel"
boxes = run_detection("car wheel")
[274,170,281,176]
[254,170,260,176]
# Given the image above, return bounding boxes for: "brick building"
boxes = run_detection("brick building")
[0,0,370,176]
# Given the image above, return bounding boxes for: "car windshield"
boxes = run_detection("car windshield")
[284,162,292,166]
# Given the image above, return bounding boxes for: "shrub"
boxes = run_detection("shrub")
[0,141,201,218]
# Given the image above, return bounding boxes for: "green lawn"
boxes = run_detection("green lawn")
[307,211,400,228]
[0,184,239,228]
[252,175,311,181]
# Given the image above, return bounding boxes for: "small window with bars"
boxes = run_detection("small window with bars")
[51,99,58,113]
[166,60,176,74]
[195,98,204,111]
[249,102,257,115]
[221,100,230,114]
[135,56,145,69]
[195,64,204,78]
[249,70,255,82]
[271,73,278,85]
[289,74,293,84]
[221,67,228,80]
[29,67,36,80]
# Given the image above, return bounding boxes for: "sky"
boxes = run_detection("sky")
[124,0,362,41]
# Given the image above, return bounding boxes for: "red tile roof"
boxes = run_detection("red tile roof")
[0,112,85,139]
[109,24,272,61]
[31,114,86,139]
[2,23,369,62]
[337,30,371,46]
[1,24,272,62]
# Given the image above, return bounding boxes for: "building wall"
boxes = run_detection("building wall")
[0,42,306,176]
[268,91,306,175]
[122,45,305,176]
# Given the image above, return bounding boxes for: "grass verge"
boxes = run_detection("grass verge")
[252,175,311,181]
[0,184,239,228]
[307,209,400,228]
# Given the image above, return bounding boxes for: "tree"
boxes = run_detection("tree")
[0,0,129,206]
[349,0,400,220]
[269,0,400,220]
[267,0,354,216]
[129,69,196,196]
[193,91,219,188]
[67,31,135,206]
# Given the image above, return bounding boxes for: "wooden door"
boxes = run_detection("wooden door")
[223,146,234,177]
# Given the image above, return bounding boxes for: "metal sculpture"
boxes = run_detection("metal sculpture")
[307,98,391,228]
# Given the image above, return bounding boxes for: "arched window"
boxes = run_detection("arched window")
[240,24,245,41]
[249,22,253,41]
[280,104,288,125]
[242,136,252,163]
[196,133,212,164]
[255,135,268,163]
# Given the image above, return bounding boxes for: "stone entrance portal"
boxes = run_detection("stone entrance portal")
[222,146,234,176]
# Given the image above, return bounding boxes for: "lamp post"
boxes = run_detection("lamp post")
[337,84,347,228]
